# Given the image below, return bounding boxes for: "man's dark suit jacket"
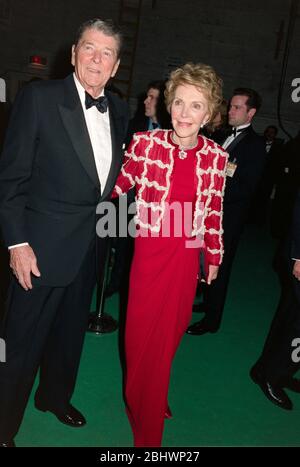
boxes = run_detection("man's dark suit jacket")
[0,74,129,287]
[125,114,149,148]
[253,190,300,383]
[271,135,300,239]
[222,126,266,232]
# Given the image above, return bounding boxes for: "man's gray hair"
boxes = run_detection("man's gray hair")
[74,18,123,56]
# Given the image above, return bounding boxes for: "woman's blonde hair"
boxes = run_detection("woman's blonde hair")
[165,62,223,122]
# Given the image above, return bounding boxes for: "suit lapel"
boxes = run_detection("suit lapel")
[100,92,124,200]
[225,126,252,157]
[58,75,101,191]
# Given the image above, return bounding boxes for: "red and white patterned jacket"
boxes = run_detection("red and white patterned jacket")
[113,130,228,266]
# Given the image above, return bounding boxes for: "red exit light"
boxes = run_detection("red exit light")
[29,55,47,66]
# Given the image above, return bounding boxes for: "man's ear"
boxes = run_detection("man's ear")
[111,59,120,78]
[248,108,256,120]
[71,45,76,67]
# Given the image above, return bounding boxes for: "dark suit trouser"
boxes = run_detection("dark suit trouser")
[254,264,300,385]
[0,244,96,441]
[201,216,243,331]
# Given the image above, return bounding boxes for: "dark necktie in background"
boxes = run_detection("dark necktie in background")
[152,122,159,129]
[85,92,108,113]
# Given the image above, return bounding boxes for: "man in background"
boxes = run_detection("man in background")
[187,88,266,335]
[250,190,300,410]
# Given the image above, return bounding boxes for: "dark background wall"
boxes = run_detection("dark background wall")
[134,0,300,136]
[0,0,299,134]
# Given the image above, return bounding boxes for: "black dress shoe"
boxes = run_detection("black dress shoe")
[0,440,16,447]
[186,320,218,335]
[35,401,86,427]
[250,367,293,410]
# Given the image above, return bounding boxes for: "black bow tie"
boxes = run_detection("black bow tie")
[85,92,108,113]
[230,127,244,137]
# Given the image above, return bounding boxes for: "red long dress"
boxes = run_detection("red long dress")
[124,134,202,447]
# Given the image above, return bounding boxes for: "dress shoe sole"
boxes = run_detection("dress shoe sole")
[55,413,86,427]
[259,385,293,410]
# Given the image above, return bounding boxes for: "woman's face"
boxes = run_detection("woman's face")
[171,84,210,144]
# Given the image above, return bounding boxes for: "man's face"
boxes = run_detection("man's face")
[71,28,120,97]
[228,95,256,127]
[144,88,160,120]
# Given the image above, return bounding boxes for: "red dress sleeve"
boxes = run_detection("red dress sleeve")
[112,135,140,198]
[203,145,228,266]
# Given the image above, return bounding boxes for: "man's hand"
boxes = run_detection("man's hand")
[293,260,300,281]
[207,265,219,285]
[9,245,41,290]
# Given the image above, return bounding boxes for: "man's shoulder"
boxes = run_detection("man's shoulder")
[235,127,265,153]
[10,76,72,113]
[128,114,148,133]
[29,76,66,90]
[20,76,69,102]
[106,91,129,116]
[246,126,264,143]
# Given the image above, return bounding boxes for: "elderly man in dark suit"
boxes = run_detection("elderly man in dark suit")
[187,88,266,335]
[250,190,300,410]
[0,18,129,447]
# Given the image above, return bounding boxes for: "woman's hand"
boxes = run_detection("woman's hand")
[207,265,219,285]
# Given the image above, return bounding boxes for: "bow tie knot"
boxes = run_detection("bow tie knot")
[230,127,243,137]
[85,92,108,113]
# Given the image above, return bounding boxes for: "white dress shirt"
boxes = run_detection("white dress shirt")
[266,141,272,153]
[73,73,112,192]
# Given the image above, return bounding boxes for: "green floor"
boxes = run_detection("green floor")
[17,225,300,447]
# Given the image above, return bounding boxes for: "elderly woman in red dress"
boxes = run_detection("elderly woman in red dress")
[113,62,228,447]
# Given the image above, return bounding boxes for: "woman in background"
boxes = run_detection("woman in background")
[202,98,228,143]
